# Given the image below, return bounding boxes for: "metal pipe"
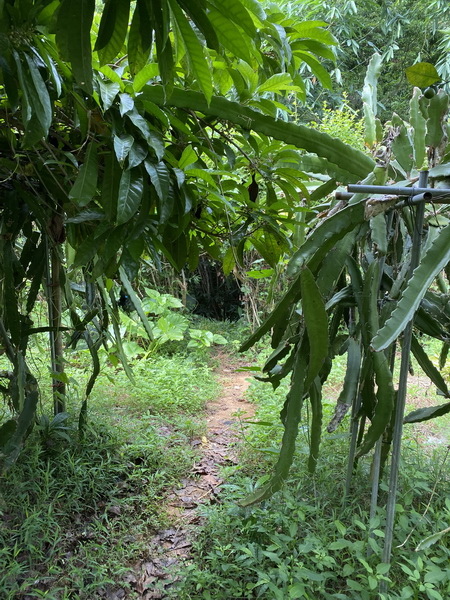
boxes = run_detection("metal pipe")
[379,170,428,593]
[347,184,450,196]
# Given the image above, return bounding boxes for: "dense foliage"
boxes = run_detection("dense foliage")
[1,1,450,592]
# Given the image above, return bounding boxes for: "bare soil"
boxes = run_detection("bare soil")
[127,361,255,599]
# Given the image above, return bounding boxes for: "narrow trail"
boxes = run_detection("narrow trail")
[130,362,255,599]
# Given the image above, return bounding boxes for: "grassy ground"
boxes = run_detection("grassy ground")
[168,370,450,600]
[0,349,221,599]
[1,320,450,599]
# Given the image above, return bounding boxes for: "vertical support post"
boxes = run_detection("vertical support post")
[380,171,428,591]
[47,236,66,415]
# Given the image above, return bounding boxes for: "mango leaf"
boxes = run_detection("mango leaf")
[372,222,450,351]
[175,0,219,51]
[207,8,254,64]
[114,134,134,167]
[168,0,213,103]
[406,62,440,88]
[117,169,143,224]
[69,141,98,206]
[23,53,52,136]
[97,78,120,111]
[222,246,236,275]
[178,146,198,169]
[133,64,160,93]
[96,0,130,65]
[213,0,256,38]
[56,0,95,94]
[256,73,301,94]
[144,160,170,201]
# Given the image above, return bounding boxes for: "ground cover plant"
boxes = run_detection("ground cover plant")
[0,340,222,599]
[169,356,450,600]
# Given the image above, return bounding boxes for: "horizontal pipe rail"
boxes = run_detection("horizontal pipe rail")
[347,184,450,196]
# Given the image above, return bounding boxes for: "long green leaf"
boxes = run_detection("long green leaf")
[2,390,38,469]
[69,141,98,206]
[23,53,52,135]
[372,223,450,351]
[56,0,95,94]
[117,169,144,224]
[404,401,450,424]
[96,0,130,64]
[410,88,427,169]
[142,87,375,181]
[211,0,256,37]
[119,266,154,341]
[356,262,395,458]
[168,0,213,103]
[175,0,219,51]
[308,378,323,474]
[327,338,361,432]
[207,7,253,64]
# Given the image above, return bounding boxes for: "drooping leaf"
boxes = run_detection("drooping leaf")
[56,0,95,94]
[206,7,254,64]
[96,0,131,65]
[308,378,322,474]
[240,346,307,506]
[144,160,170,202]
[168,0,213,103]
[410,335,450,397]
[69,141,98,206]
[142,87,375,181]
[117,168,144,224]
[113,134,134,167]
[119,266,154,341]
[301,267,328,388]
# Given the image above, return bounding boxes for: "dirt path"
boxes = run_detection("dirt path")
[130,363,255,599]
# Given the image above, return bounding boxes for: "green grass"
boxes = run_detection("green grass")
[169,372,450,600]
[0,351,220,600]
[1,320,450,599]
